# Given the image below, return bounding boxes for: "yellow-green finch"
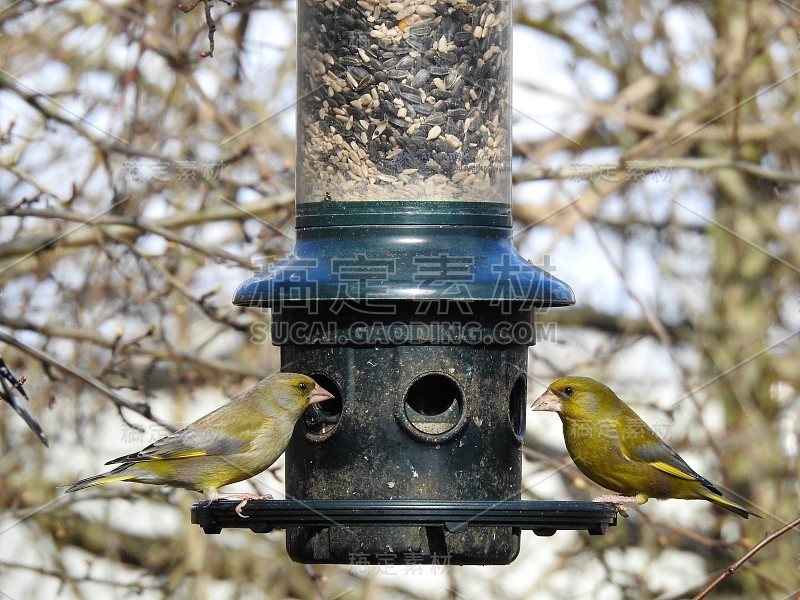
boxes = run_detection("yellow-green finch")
[66,373,333,515]
[532,376,759,518]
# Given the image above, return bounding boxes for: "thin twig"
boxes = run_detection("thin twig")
[0,330,174,431]
[0,314,266,379]
[0,197,293,265]
[178,0,236,58]
[692,515,800,600]
[6,374,26,392]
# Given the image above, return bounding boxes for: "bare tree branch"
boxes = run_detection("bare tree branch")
[0,330,174,431]
[693,516,800,600]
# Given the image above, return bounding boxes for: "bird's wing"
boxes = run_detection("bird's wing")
[621,435,722,495]
[105,421,257,464]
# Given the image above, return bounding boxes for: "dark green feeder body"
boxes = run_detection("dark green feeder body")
[203,0,618,564]
[233,201,575,564]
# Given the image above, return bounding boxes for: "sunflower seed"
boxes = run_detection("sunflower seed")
[297,0,510,201]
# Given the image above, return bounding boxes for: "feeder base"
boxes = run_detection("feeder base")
[190,500,617,565]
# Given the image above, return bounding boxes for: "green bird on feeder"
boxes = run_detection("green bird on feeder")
[66,373,333,515]
[532,377,760,518]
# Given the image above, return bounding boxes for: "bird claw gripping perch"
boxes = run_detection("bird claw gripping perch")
[216,493,274,519]
[593,494,647,518]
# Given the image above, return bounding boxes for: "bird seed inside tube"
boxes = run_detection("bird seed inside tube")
[297,0,511,202]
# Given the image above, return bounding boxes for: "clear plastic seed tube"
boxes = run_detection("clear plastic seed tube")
[297,0,511,203]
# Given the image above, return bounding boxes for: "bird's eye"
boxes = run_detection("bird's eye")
[563,386,574,397]
[298,382,308,392]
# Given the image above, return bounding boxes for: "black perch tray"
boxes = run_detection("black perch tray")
[191,499,617,536]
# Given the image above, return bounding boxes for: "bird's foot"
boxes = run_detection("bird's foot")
[216,493,273,519]
[593,494,642,518]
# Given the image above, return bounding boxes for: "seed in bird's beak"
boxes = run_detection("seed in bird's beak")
[531,390,563,413]
[309,384,335,404]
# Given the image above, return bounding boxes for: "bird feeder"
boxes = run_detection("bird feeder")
[191,0,616,563]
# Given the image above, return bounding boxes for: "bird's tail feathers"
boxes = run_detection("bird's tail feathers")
[65,464,135,494]
[698,490,761,519]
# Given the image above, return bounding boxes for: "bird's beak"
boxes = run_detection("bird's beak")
[531,390,563,413]
[309,384,335,404]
